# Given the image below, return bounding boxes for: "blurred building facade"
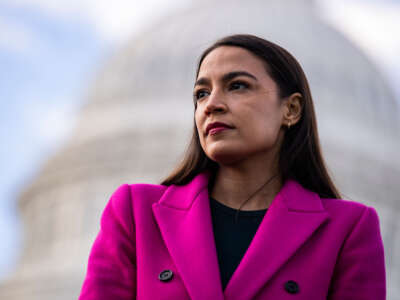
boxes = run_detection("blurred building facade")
[1,0,399,299]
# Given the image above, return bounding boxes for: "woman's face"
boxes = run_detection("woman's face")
[194,46,288,165]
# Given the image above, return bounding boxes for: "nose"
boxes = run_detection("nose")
[204,91,227,115]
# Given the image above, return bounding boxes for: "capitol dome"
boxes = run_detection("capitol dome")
[1,0,399,299]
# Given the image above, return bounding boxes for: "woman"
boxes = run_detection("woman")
[79,34,386,300]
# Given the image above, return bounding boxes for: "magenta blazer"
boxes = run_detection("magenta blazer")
[79,172,386,299]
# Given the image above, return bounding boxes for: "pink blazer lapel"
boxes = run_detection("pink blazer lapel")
[152,172,224,300]
[224,180,330,300]
[152,172,330,300]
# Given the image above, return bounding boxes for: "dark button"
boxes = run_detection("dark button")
[158,269,174,282]
[284,280,299,294]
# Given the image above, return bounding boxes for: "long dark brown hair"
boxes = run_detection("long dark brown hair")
[161,34,340,199]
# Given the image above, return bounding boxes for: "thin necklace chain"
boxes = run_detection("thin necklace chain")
[234,173,279,224]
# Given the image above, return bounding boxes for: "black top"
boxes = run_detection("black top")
[209,197,267,291]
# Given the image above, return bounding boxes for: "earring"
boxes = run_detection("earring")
[287,121,291,129]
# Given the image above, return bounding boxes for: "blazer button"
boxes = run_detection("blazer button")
[284,280,299,294]
[159,269,174,282]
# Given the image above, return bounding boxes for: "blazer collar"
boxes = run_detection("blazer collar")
[152,171,329,300]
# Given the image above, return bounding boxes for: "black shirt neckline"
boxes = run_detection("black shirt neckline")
[209,197,268,217]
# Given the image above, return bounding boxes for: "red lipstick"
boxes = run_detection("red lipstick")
[206,122,233,135]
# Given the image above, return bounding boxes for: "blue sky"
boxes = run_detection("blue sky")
[0,0,399,279]
[0,3,108,278]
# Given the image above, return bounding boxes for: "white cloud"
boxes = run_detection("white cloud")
[4,0,399,75]
[316,0,400,71]
[3,0,189,43]
[0,15,46,54]
[3,0,400,58]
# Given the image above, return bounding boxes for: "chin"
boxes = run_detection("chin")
[206,148,247,166]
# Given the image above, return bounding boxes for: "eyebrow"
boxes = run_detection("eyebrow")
[194,71,258,87]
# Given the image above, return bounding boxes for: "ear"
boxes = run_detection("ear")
[282,92,302,128]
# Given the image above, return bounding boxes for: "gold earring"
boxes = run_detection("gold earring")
[287,121,291,129]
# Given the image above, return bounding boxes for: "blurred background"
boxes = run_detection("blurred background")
[0,0,399,299]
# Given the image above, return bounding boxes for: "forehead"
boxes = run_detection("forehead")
[198,46,267,78]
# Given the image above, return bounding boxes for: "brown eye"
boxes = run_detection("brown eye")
[194,89,210,100]
[229,81,249,91]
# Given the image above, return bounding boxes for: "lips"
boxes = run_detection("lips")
[206,122,234,135]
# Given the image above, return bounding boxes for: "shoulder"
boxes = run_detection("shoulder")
[322,196,377,217]
[320,197,381,234]
[100,182,169,232]
[283,180,380,227]
[109,172,211,210]
[109,182,169,209]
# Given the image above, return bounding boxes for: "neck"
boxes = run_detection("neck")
[210,152,282,211]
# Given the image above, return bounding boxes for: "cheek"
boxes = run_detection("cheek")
[194,111,201,135]
[194,112,206,146]
[245,109,283,142]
